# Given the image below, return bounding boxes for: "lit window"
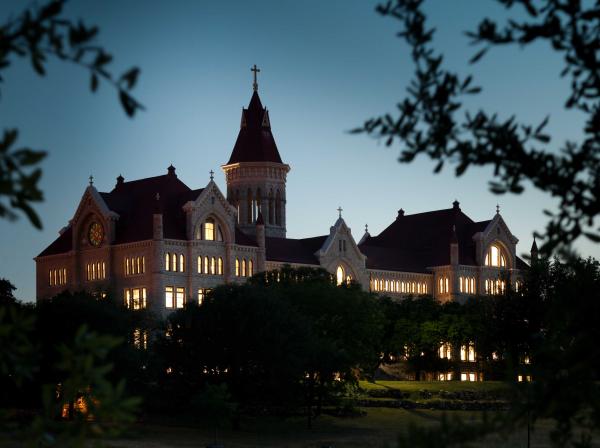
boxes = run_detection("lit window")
[179,254,185,272]
[198,289,205,305]
[204,256,209,274]
[242,259,247,277]
[439,343,452,360]
[235,258,240,276]
[176,287,185,308]
[218,257,223,275]
[171,253,177,272]
[197,256,202,274]
[165,286,174,308]
[485,244,507,267]
[210,257,216,275]
[336,266,344,286]
[125,287,147,310]
[248,259,253,277]
[165,253,170,271]
[204,219,215,240]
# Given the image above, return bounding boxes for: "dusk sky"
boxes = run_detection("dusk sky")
[1,0,596,301]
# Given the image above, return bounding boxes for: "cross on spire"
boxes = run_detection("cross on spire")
[496,204,500,214]
[251,64,260,92]
[89,175,94,186]
[209,169,214,181]
[365,223,369,233]
[337,206,343,219]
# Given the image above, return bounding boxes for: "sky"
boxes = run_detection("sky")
[0,0,597,301]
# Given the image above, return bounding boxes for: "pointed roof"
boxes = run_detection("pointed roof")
[226,91,283,164]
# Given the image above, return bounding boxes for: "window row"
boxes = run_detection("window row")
[197,256,223,275]
[438,372,480,382]
[49,268,67,286]
[438,276,450,294]
[165,253,185,272]
[459,276,476,294]
[86,261,106,281]
[438,342,476,362]
[124,287,147,310]
[371,278,428,294]
[125,256,145,276]
[235,258,253,277]
[485,278,506,295]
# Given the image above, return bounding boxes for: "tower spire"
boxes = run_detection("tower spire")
[251,64,260,92]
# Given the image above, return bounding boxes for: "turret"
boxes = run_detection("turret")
[530,236,539,262]
[222,66,290,238]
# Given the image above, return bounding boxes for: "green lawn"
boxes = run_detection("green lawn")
[104,408,579,448]
[358,380,511,393]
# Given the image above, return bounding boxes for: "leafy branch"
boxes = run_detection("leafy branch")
[0,0,143,229]
[354,0,600,255]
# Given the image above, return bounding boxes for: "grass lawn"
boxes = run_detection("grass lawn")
[105,408,585,448]
[358,380,511,394]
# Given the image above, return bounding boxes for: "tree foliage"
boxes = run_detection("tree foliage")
[355,0,600,254]
[0,0,143,229]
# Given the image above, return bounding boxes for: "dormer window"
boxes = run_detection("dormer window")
[196,217,224,241]
[484,244,507,267]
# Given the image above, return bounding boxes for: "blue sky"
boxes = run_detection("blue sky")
[1,0,596,301]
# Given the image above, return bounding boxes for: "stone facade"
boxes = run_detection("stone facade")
[35,87,528,314]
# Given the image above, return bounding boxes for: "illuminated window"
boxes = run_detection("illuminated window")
[204,219,215,240]
[210,257,216,275]
[439,343,452,360]
[235,258,240,276]
[242,259,247,277]
[124,287,147,310]
[176,287,185,308]
[165,286,174,308]
[165,253,170,271]
[484,244,507,267]
[179,254,185,272]
[438,372,453,381]
[248,259,253,277]
[198,288,212,305]
[461,372,477,382]
[218,257,223,275]
[336,266,345,286]
[197,256,202,274]
[460,343,476,362]
[204,256,209,274]
[171,253,177,272]
[49,268,67,286]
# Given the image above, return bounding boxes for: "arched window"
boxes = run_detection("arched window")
[268,190,274,224]
[197,256,202,274]
[210,257,216,275]
[204,218,215,240]
[179,254,185,272]
[204,256,209,274]
[218,257,223,275]
[336,266,345,286]
[235,258,240,276]
[485,243,507,267]
[248,259,253,277]
[275,190,282,225]
[242,259,247,277]
[171,253,177,271]
[247,189,253,223]
[165,253,170,271]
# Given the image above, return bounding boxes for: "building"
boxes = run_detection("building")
[35,75,530,313]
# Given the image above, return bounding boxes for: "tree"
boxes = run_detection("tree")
[355,0,600,255]
[0,278,17,306]
[0,0,142,229]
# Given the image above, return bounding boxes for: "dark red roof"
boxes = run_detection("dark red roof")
[265,235,327,265]
[100,173,202,244]
[359,206,492,272]
[235,228,258,247]
[37,226,73,257]
[226,91,283,164]
[38,172,204,256]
